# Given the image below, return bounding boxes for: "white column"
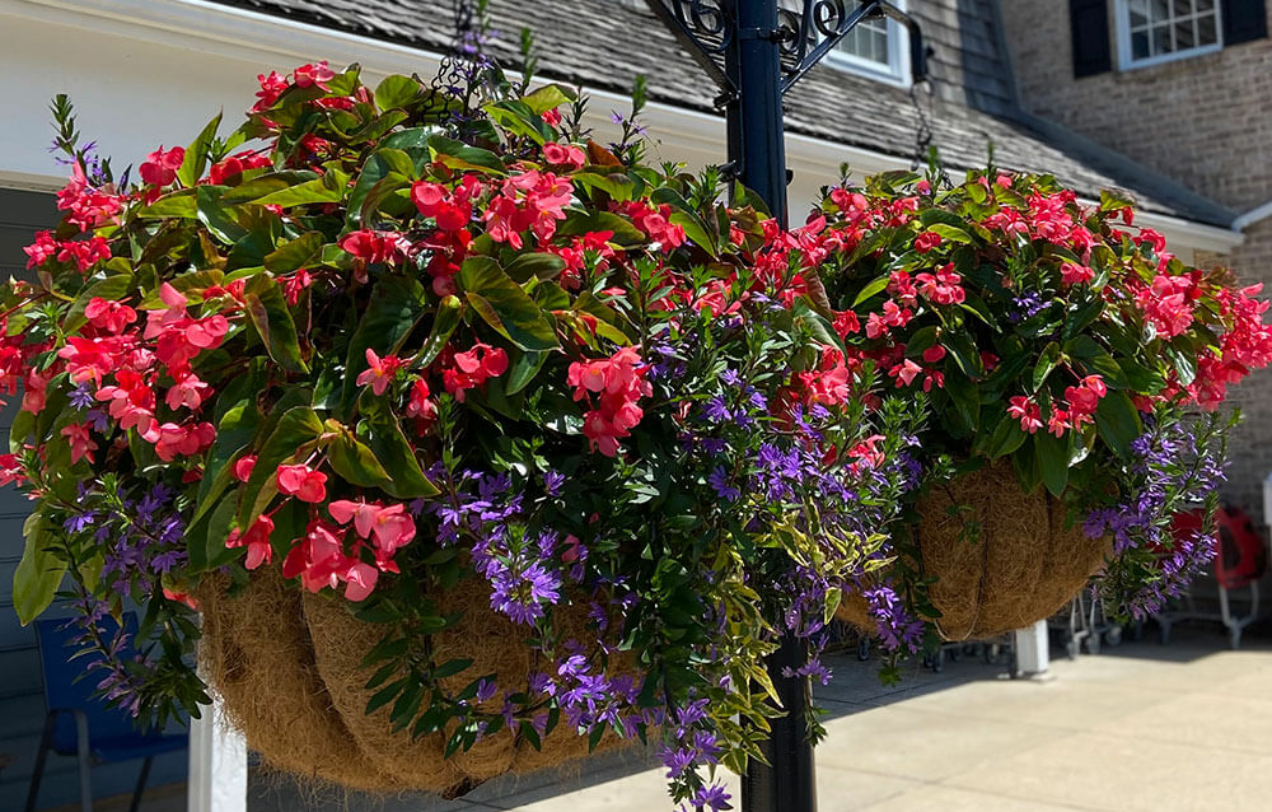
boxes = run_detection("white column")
[1013,620,1050,678]
[188,694,249,812]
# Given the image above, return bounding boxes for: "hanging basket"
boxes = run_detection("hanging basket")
[839,461,1109,641]
[196,573,624,796]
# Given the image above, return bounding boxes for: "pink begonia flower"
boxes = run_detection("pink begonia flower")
[84,297,137,334]
[1008,396,1043,435]
[1061,262,1094,286]
[329,500,416,556]
[139,146,185,187]
[342,561,379,602]
[355,348,403,396]
[226,514,275,570]
[233,454,257,483]
[61,423,97,465]
[277,463,327,503]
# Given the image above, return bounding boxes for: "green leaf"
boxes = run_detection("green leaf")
[375,75,422,111]
[238,406,324,527]
[250,171,348,208]
[557,210,646,248]
[852,274,890,307]
[13,511,66,625]
[178,112,223,188]
[926,223,975,244]
[1095,391,1142,463]
[944,331,984,378]
[505,252,566,283]
[427,134,506,175]
[1034,430,1071,498]
[189,397,261,568]
[1032,342,1061,392]
[520,83,576,114]
[347,150,415,228]
[263,232,324,274]
[459,257,559,351]
[361,405,440,498]
[136,190,198,219]
[221,171,320,204]
[196,185,247,244]
[944,371,981,434]
[328,428,393,488]
[506,350,548,395]
[982,414,1030,459]
[341,275,429,417]
[245,275,308,373]
[484,100,553,146]
[414,295,463,372]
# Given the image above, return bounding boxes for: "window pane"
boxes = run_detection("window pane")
[1132,29,1151,58]
[1150,0,1170,23]
[1173,0,1194,18]
[1197,14,1217,44]
[1176,18,1196,48]
[1152,23,1172,54]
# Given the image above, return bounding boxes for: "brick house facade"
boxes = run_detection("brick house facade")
[999,0,1272,521]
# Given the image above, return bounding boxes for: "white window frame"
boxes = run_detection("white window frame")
[821,1,913,87]
[1115,0,1224,71]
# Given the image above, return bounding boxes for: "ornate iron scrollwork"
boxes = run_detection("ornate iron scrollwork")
[644,0,736,97]
[645,0,926,102]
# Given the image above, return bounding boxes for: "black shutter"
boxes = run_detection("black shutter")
[1222,0,1269,46]
[1070,0,1112,77]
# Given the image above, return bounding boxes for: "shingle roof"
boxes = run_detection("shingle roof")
[211,0,1237,228]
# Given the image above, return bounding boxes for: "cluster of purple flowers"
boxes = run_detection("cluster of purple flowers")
[66,482,185,597]
[1085,414,1228,618]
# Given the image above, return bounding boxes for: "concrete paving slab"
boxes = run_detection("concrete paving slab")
[858,783,1089,812]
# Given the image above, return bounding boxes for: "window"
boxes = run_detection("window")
[783,0,910,85]
[1118,0,1223,67]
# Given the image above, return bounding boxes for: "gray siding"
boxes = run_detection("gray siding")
[0,188,186,809]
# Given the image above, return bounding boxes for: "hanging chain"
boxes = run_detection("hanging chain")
[908,75,952,188]
[429,0,501,129]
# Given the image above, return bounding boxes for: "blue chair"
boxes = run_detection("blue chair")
[24,614,187,812]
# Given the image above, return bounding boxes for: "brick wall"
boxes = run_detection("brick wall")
[997,0,1272,211]
[998,0,1272,522]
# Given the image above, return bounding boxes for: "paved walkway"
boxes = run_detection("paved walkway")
[484,626,1272,812]
[78,624,1272,811]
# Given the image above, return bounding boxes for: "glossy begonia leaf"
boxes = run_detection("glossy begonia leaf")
[375,75,423,111]
[360,404,439,498]
[177,112,222,188]
[558,210,646,248]
[136,190,198,219]
[264,232,324,275]
[459,257,560,352]
[340,275,429,418]
[504,252,566,283]
[413,295,463,372]
[1095,391,1142,463]
[188,396,263,564]
[245,275,308,374]
[520,83,576,115]
[249,170,349,208]
[237,405,325,528]
[1034,430,1072,498]
[427,134,507,175]
[221,171,320,204]
[196,186,247,245]
[484,100,553,146]
[13,510,66,625]
[348,149,415,227]
[328,427,393,488]
[505,349,548,395]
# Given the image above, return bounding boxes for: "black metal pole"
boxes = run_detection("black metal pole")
[728,0,789,229]
[729,4,813,812]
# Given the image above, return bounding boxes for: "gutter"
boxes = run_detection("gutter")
[1234,200,1272,233]
[3,0,1247,255]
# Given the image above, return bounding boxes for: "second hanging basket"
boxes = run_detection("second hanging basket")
[840,461,1109,640]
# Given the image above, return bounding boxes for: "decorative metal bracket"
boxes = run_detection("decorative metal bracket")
[644,0,928,105]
